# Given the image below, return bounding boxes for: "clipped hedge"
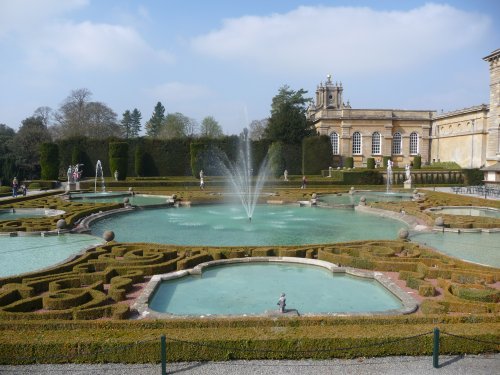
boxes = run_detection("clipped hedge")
[366,158,375,169]
[302,135,333,175]
[344,157,354,169]
[108,142,129,180]
[39,143,59,180]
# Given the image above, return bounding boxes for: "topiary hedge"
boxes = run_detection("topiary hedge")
[366,158,375,169]
[108,142,129,180]
[302,135,333,175]
[39,143,60,180]
[344,157,354,169]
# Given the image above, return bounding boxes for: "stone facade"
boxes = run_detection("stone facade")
[308,49,500,169]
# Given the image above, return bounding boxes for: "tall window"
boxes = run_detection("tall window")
[371,132,381,155]
[410,132,419,154]
[352,131,362,155]
[330,132,339,155]
[392,132,402,155]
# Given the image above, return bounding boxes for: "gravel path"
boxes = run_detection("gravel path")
[1,355,498,375]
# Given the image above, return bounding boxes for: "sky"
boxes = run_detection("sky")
[0,0,498,135]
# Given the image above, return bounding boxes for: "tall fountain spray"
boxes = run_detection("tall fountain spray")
[386,160,393,193]
[95,160,106,193]
[217,128,269,221]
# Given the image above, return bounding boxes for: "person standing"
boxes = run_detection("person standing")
[12,177,18,197]
[301,175,307,189]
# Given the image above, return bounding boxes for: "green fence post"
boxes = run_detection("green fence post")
[433,328,440,369]
[161,335,167,375]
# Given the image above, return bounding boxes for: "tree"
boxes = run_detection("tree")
[199,116,223,138]
[0,124,16,184]
[120,110,133,138]
[54,89,121,139]
[145,102,165,138]
[264,85,314,144]
[249,119,268,140]
[130,108,142,137]
[33,106,53,127]
[12,116,52,177]
[158,112,197,139]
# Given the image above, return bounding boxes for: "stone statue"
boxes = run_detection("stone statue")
[67,165,73,183]
[277,293,286,313]
[284,169,288,181]
[405,164,411,183]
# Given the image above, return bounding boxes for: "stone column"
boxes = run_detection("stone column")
[483,49,500,164]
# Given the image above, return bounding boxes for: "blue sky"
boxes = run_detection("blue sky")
[0,0,498,135]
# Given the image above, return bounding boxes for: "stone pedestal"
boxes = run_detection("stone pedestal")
[66,182,77,192]
[404,181,414,190]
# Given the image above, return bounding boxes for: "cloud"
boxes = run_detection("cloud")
[0,0,88,38]
[32,21,173,71]
[191,4,491,75]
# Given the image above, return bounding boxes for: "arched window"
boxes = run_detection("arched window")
[352,132,362,155]
[392,132,402,155]
[330,132,339,155]
[371,132,381,155]
[410,132,419,155]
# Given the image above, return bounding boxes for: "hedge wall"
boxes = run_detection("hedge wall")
[108,142,129,180]
[39,143,59,180]
[462,169,483,185]
[302,136,333,175]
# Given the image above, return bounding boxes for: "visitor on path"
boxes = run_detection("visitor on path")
[301,176,307,189]
[12,177,18,197]
[21,184,27,196]
[277,293,286,313]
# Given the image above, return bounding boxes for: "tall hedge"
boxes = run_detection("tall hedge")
[108,142,129,180]
[268,142,286,177]
[383,156,391,168]
[134,144,145,177]
[302,135,333,174]
[39,143,59,180]
[71,145,93,180]
[462,169,483,186]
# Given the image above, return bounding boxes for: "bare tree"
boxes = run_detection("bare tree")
[249,118,268,140]
[200,116,224,138]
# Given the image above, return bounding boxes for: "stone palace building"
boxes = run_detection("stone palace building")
[307,49,500,170]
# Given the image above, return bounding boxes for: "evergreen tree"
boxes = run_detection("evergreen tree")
[120,110,132,139]
[265,85,314,144]
[145,102,165,138]
[130,108,142,137]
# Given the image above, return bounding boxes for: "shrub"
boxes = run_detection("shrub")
[366,158,375,169]
[39,143,60,180]
[268,141,286,177]
[344,157,354,169]
[108,142,129,180]
[382,156,391,168]
[413,155,421,169]
[134,144,145,177]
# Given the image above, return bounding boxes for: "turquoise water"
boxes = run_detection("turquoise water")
[0,208,49,220]
[91,204,405,246]
[0,234,104,277]
[410,232,500,268]
[149,263,403,315]
[435,207,500,219]
[320,191,413,205]
[70,192,169,206]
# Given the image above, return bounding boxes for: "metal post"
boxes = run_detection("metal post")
[433,328,440,369]
[161,335,167,375]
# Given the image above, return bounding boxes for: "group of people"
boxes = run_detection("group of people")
[11,177,27,198]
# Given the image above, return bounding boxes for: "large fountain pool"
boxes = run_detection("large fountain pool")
[410,232,500,268]
[91,204,406,246]
[148,262,404,316]
[0,234,104,277]
[427,206,500,219]
[0,208,65,220]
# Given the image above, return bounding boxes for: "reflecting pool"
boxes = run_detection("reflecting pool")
[91,204,406,246]
[69,192,170,206]
[320,191,413,206]
[0,208,64,220]
[429,207,500,219]
[149,263,403,315]
[410,232,500,268]
[0,234,104,277]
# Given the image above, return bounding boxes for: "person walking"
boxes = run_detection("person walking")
[12,177,18,197]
